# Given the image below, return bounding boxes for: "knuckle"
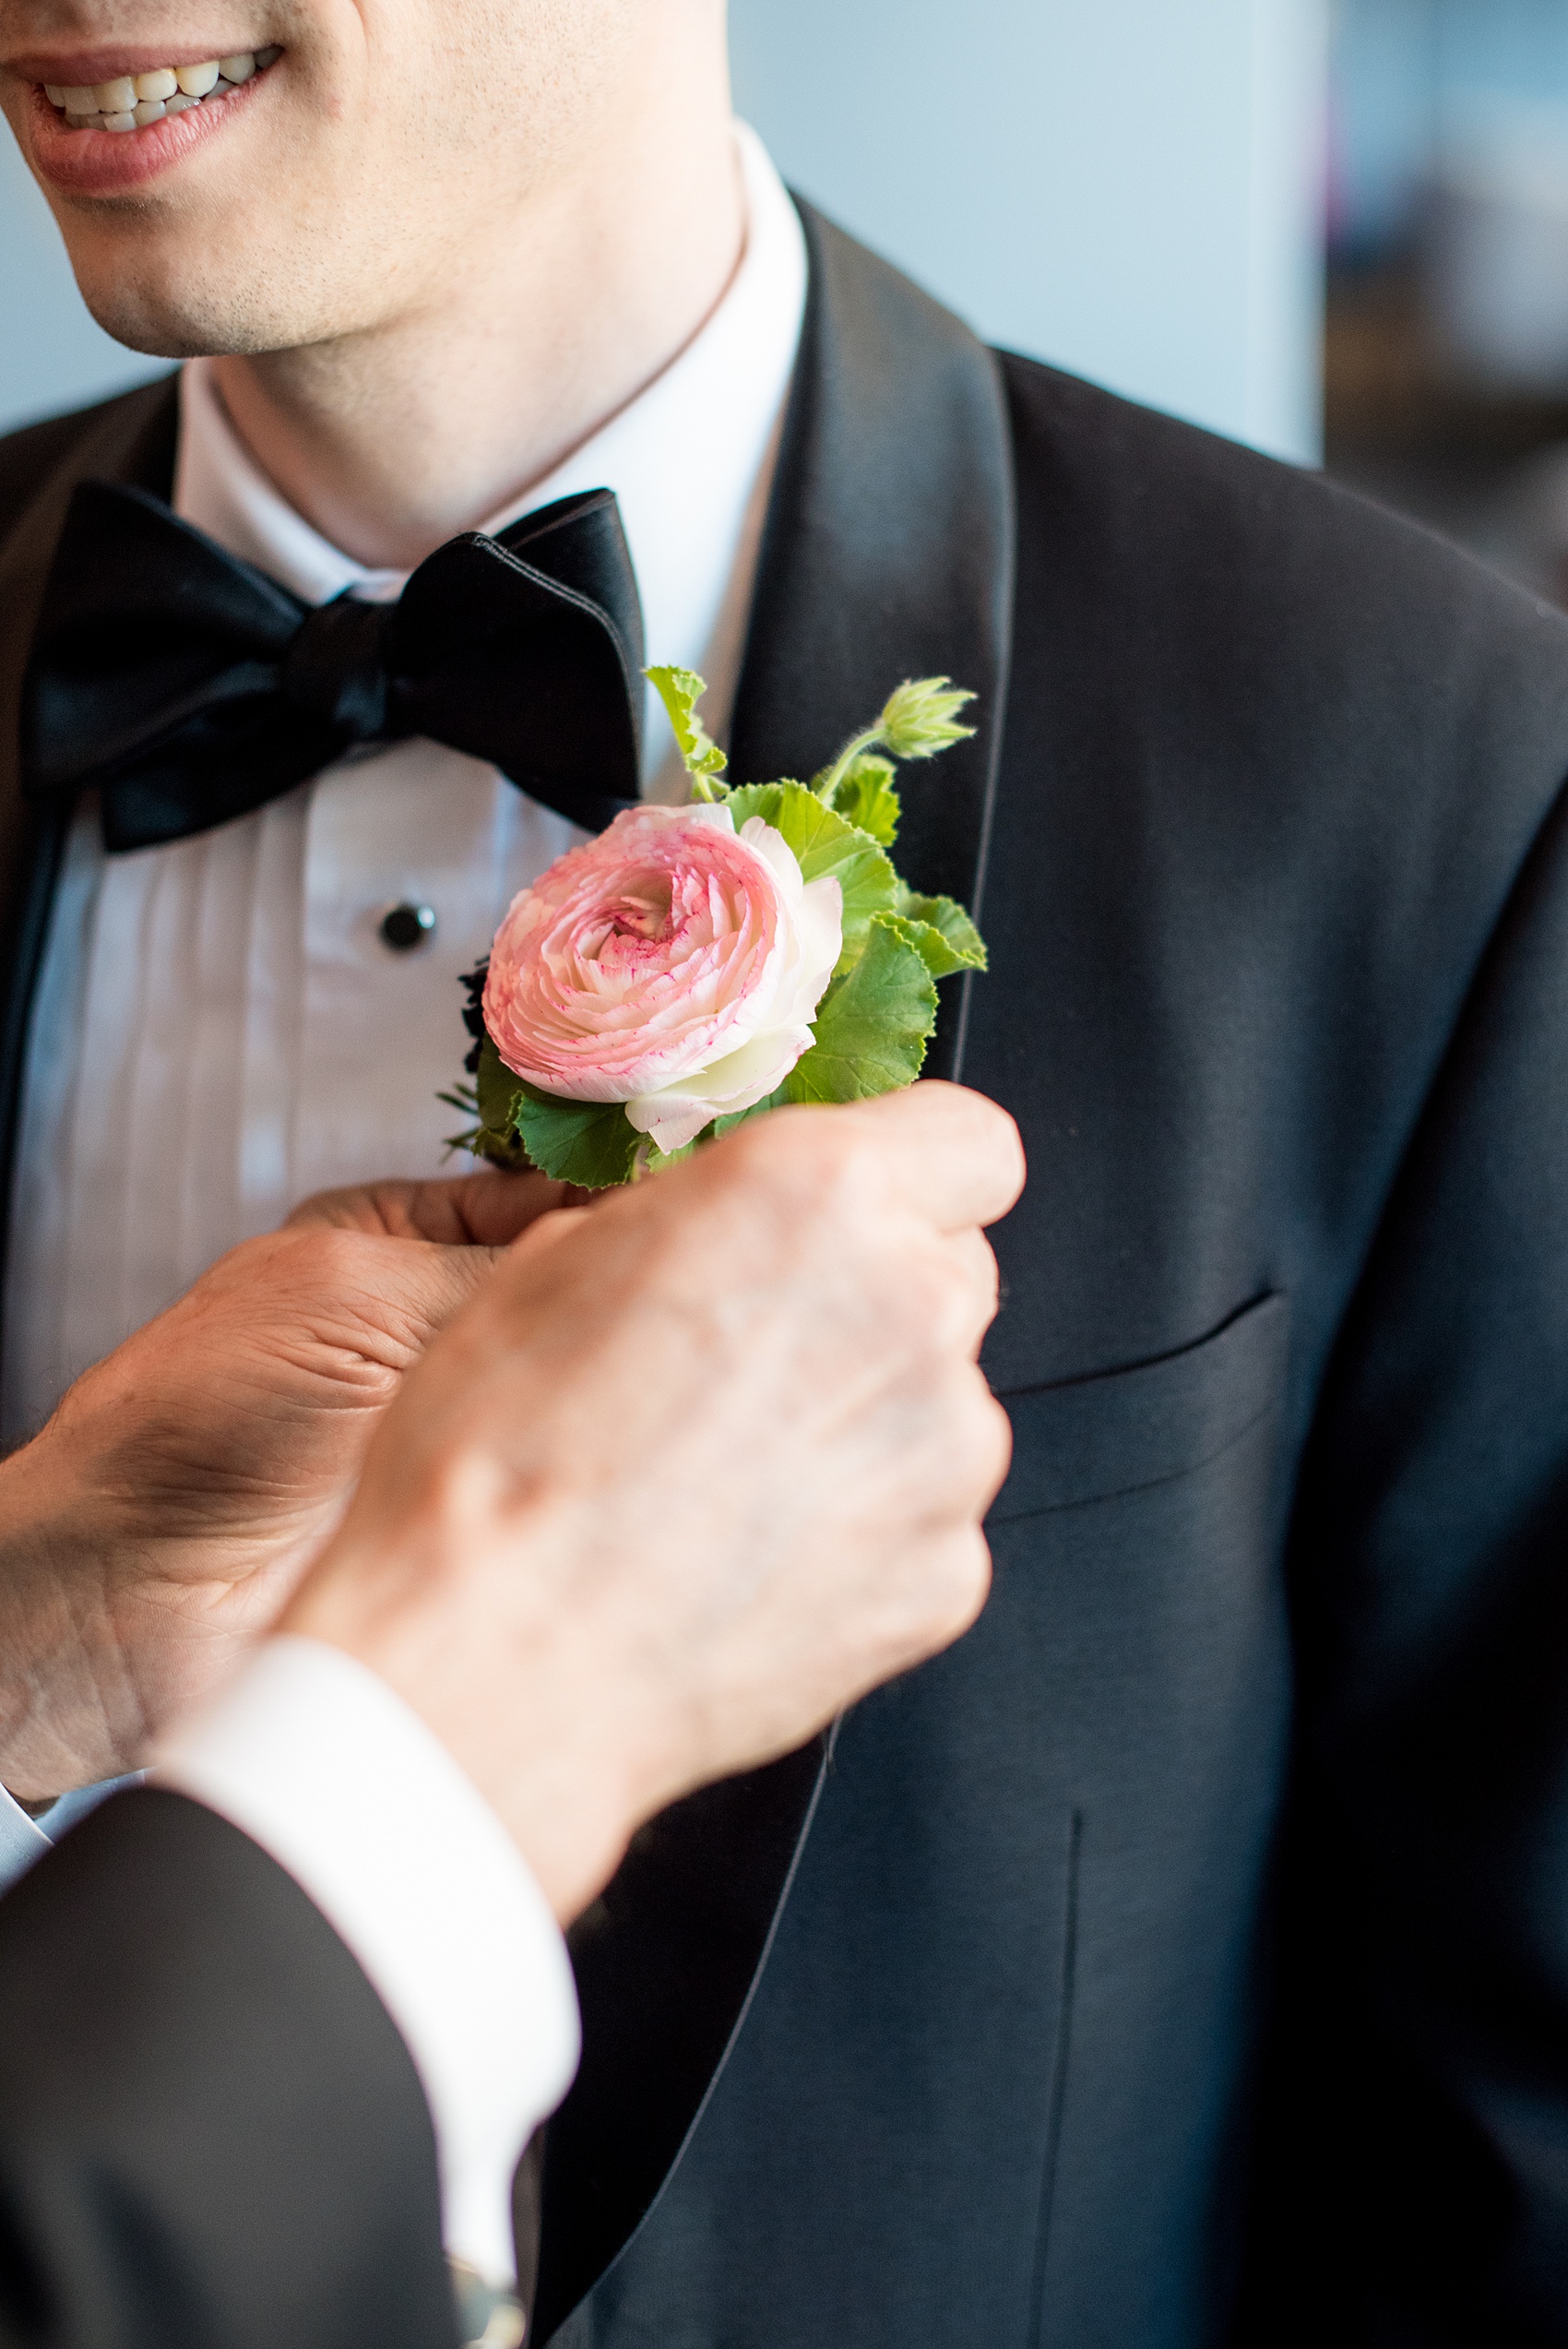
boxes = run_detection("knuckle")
[777,1107,879,1193]
[930,1526,994,1639]
[960,1229,1002,1306]
[975,1393,1015,1501]
[921,1375,1012,1509]
[711,1109,889,1244]
[884,1529,994,1668]
[699,1113,802,1205]
[965,1386,1015,1490]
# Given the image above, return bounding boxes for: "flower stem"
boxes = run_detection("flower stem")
[816,727,881,802]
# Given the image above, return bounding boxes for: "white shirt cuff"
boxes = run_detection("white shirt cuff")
[154,1633,579,2283]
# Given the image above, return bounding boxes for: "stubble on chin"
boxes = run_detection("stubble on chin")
[78,259,362,364]
[55,179,403,364]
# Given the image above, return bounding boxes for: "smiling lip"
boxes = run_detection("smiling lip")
[21,54,274,197]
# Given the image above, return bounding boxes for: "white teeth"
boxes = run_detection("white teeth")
[47,48,275,128]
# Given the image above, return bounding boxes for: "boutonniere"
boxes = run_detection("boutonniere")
[445,669,986,1187]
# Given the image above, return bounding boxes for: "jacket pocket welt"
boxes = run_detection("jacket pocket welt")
[989,1292,1289,1523]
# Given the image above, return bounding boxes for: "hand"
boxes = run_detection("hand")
[285,1083,1025,1923]
[0,1171,569,1800]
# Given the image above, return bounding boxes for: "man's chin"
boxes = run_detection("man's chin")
[67,261,319,364]
[70,297,211,364]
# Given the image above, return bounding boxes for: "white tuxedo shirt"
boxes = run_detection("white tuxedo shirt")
[0,123,807,2289]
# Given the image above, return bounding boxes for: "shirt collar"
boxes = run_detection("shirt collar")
[174,121,807,793]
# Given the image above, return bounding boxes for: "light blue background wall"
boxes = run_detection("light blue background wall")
[732,0,1327,462]
[0,0,1328,464]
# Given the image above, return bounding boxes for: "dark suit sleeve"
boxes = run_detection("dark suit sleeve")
[1249,769,1568,2345]
[0,1786,457,2349]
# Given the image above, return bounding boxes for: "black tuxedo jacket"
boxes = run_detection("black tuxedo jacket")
[0,1789,457,2347]
[6,205,1568,2347]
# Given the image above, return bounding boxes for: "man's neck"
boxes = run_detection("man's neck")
[210,70,745,572]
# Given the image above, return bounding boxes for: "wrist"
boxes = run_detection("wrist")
[0,1430,130,1796]
[281,1509,677,1924]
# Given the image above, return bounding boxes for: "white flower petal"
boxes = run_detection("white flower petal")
[675,802,737,838]
[628,1099,721,1153]
[738,815,807,896]
[789,875,845,1014]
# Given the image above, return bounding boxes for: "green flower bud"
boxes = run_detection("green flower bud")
[876,677,976,761]
[814,675,978,805]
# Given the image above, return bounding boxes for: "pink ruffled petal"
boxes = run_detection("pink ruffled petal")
[482,804,843,1120]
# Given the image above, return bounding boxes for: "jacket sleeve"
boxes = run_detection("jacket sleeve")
[1247,766,1568,2346]
[0,1786,457,2349]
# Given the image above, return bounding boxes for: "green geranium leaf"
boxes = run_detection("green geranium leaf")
[785,914,937,1103]
[510,1082,641,1189]
[449,1038,530,1168]
[475,1035,523,1134]
[725,781,897,972]
[892,885,989,976]
[826,753,901,848]
[721,781,791,828]
[471,1037,637,1186]
[646,664,728,795]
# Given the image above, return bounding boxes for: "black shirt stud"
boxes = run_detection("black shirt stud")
[380,900,437,952]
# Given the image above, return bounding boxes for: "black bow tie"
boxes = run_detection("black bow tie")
[20,480,647,853]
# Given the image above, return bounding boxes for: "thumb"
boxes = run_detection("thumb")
[381,1203,596,1351]
[289,1169,570,1246]
[377,1233,522,1335]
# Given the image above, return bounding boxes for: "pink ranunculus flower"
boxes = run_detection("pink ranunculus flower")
[482,803,844,1155]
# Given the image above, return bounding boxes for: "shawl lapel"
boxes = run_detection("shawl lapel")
[533,204,1016,2343]
[731,198,1016,1079]
[0,376,177,1327]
